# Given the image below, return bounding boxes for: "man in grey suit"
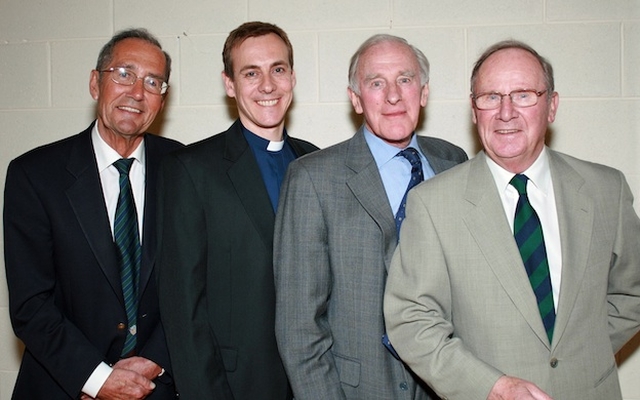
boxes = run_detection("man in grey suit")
[274,34,467,399]
[384,40,640,400]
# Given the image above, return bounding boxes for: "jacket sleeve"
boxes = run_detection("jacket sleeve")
[4,159,105,397]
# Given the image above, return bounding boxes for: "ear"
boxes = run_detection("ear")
[471,96,478,124]
[222,71,236,98]
[291,69,297,89]
[347,87,363,114]
[89,70,100,100]
[547,91,559,123]
[420,83,429,107]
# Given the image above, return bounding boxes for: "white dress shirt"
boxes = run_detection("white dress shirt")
[81,123,146,397]
[486,147,562,312]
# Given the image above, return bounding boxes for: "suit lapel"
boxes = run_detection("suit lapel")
[547,151,593,348]
[417,136,462,174]
[225,121,276,250]
[345,129,397,270]
[66,128,123,302]
[139,135,160,295]
[463,154,551,345]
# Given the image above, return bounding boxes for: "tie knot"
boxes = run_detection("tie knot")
[509,173,529,195]
[113,158,135,176]
[398,147,421,167]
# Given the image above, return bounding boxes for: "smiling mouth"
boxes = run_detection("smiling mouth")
[118,106,142,114]
[257,99,279,107]
[496,129,519,134]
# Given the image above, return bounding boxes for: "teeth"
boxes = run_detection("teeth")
[257,100,278,106]
[118,106,141,114]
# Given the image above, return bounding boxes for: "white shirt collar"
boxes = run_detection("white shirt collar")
[92,122,146,172]
[485,147,551,196]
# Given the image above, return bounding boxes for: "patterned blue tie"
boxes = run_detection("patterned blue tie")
[510,174,555,343]
[383,147,424,360]
[113,158,141,356]
[395,147,424,239]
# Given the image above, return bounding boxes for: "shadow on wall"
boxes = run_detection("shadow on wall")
[617,331,640,366]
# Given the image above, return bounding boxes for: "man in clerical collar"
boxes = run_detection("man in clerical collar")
[156,21,318,400]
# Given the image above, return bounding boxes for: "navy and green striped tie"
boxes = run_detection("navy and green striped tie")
[113,158,141,356]
[510,174,555,343]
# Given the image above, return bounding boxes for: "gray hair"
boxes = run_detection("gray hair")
[348,34,430,95]
[96,28,172,82]
[470,39,554,96]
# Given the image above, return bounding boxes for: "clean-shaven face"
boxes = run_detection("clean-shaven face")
[348,41,428,149]
[90,38,167,141]
[472,48,558,173]
[223,33,296,139]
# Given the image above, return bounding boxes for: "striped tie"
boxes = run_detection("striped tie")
[395,147,424,239]
[113,158,141,356]
[510,174,555,343]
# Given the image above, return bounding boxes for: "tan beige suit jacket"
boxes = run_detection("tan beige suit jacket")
[384,150,640,400]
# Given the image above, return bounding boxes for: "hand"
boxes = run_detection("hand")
[92,357,163,400]
[113,356,164,381]
[94,367,156,399]
[488,376,553,400]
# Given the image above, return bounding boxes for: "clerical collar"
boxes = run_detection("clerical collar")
[242,125,287,153]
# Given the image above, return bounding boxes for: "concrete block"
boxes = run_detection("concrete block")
[468,23,620,97]
[394,0,543,26]
[114,0,247,36]
[0,43,50,109]
[547,0,640,21]
[0,0,111,41]
[248,0,390,30]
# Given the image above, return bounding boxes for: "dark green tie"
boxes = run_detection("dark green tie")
[113,158,141,356]
[510,174,555,343]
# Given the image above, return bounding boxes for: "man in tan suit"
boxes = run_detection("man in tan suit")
[384,40,640,400]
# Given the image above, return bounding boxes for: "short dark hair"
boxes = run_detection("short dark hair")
[96,28,172,82]
[470,39,554,96]
[222,21,293,79]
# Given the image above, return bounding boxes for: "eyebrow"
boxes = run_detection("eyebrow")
[363,70,416,81]
[117,63,166,80]
[238,60,290,73]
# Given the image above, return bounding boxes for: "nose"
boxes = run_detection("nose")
[127,78,146,100]
[259,74,275,94]
[498,94,517,121]
[386,82,401,105]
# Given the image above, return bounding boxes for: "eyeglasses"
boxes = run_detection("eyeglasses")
[472,89,547,110]
[98,67,169,95]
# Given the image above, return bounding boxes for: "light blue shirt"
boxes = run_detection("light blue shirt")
[363,127,435,215]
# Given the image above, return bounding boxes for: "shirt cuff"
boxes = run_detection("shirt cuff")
[82,362,113,398]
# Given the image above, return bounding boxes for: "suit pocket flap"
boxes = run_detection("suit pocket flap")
[334,353,361,388]
[221,347,238,372]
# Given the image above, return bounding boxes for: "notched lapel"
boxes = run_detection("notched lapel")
[344,131,396,270]
[463,156,551,346]
[548,153,592,348]
[66,133,123,303]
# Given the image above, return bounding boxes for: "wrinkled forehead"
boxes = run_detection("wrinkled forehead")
[475,48,545,91]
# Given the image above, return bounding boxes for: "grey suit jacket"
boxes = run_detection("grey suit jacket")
[274,127,467,399]
[384,150,640,400]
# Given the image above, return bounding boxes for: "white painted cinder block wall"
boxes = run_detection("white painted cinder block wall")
[0,0,639,398]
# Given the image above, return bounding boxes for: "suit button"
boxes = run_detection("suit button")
[399,381,408,391]
[117,323,126,331]
[550,357,558,368]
